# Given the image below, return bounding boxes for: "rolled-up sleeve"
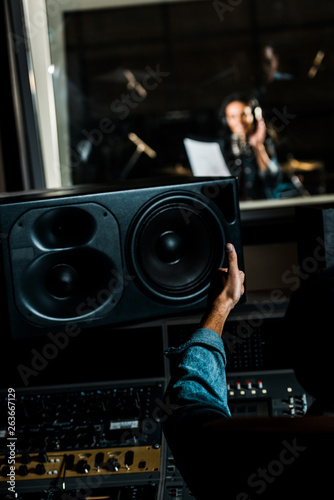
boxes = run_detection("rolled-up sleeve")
[162,329,231,498]
[163,328,231,418]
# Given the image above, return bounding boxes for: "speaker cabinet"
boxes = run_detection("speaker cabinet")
[0,177,244,339]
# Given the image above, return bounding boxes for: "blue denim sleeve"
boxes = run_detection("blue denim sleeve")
[164,328,231,418]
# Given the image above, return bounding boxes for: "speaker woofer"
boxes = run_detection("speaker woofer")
[45,263,79,298]
[18,249,120,322]
[130,195,225,302]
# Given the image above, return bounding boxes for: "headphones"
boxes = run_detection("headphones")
[219,92,261,127]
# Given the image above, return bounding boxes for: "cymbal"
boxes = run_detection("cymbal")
[159,164,193,176]
[281,158,324,173]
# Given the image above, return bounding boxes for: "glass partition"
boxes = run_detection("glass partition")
[19,0,334,212]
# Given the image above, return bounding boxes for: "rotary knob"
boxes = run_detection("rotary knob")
[37,452,48,463]
[36,463,46,475]
[106,457,120,472]
[2,465,11,477]
[18,464,29,476]
[76,459,90,474]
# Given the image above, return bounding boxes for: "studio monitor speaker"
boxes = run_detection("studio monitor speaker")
[0,177,244,340]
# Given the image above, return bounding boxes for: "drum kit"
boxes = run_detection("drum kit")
[280,157,325,196]
[281,157,324,174]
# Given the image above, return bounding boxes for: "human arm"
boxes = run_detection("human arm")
[163,243,245,412]
[248,118,279,175]
[200,242,245,336]
[162,243,245,497]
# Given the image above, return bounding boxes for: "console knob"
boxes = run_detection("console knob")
[2,465,10,477]
[76,459,90,474]
[106,457,120,472]
[36,463,46,475]
[37,452,48,463]
[18,464,29,476]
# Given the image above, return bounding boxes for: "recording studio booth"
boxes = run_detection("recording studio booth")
[1,0,334,499]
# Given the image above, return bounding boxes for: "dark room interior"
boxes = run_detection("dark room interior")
[1,1,334,499]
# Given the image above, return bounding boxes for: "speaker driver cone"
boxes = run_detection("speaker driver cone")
[45,263,79,298]
[20,249,117,321]
[130,196,225,302]
[156,230,184,264]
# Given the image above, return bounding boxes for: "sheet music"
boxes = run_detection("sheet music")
[184,138,231,177]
